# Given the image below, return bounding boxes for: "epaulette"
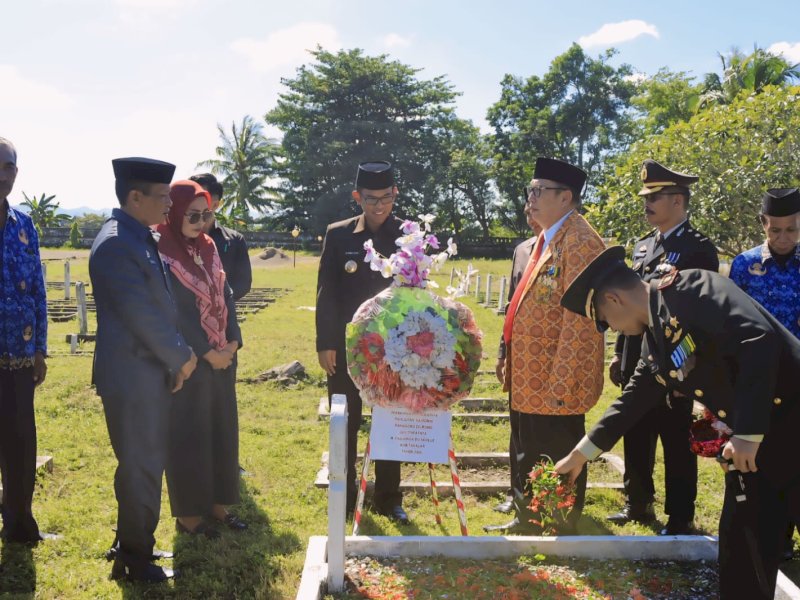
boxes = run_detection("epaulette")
[685,226,711,244]
[658,267,680,289]
[638,228,657,241]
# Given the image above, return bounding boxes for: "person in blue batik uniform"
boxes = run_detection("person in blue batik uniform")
[0,137,51,544]
[730,186,800,561]
[730,188,800,340]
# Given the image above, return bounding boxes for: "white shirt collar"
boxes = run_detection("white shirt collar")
[541,210,573,252]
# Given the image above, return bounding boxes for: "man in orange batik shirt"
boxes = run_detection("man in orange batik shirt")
[486,157,605,535]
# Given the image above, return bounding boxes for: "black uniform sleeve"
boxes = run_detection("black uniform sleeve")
[316,227,340,351]
[688,239,720,273]
[683,280,778,436]
[229,235,252,300]
[224,281,243,348]
[587,358,666,451]
[498,244,519,360]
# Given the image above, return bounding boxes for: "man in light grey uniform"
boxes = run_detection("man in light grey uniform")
[90,157,197,583]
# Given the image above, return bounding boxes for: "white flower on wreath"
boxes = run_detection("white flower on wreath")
[384,310,456,389]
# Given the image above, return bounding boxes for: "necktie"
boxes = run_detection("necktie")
[503,235,544,346]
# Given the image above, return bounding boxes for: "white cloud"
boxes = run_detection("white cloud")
[0,65,74,111]
[232,22,341,73]
[383,33,412,49]
[578,20,659,48]
[768,41,800,63]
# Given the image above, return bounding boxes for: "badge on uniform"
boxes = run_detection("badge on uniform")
[748,262,767,276]
[344,260,358,273]
[18,229,29,245]
[671,333,696,381]
[666,252,680,264]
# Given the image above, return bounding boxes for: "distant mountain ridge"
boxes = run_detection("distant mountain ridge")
[11,204,112,217]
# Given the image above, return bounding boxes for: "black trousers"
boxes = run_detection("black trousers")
[622,395,697,519]
[101,373,172,560]
[506,397,519,497]
[166,361,240,517]
[719,470,800,600]
[511,410,587,529]
[0,367,40,542]
[327,359,401,510]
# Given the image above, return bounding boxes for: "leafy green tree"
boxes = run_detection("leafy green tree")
[433,118,496,239]
[587,86,800,256]
[488,44,637,233]
[631,69,700,135]
[68,220,81,248]
[699,46,800,108]
[197,115,281,225]
[20,192,72,233]
[265,47,459,235]
[75,213,108,230]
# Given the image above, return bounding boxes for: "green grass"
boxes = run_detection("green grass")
[0,253,787,598]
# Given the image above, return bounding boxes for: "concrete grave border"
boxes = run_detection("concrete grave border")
[301,392,800,600]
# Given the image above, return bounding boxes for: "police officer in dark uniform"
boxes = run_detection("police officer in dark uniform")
[90,158,197,582]
[608,160,719,534]
[189,173,252,301]
[316,161,407,524]
[556,247,800,600]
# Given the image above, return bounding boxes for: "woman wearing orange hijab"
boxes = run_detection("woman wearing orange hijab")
[158,180,246,538]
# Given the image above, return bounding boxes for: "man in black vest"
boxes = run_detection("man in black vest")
[316,161,407,524]
[607,160,718,535]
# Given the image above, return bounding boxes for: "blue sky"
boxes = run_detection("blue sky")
[3,0,799,211]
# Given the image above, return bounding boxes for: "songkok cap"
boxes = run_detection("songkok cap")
[761,187,800,217]
[112,157,175,184]
[533,157,587,193]
[355,161,394,190]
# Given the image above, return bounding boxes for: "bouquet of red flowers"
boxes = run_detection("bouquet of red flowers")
[689,408,732,458]
[526,458,577,535]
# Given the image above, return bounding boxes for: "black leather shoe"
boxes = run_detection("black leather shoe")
[4,531,61,545]
[483,517,539,535]
[106,547,173,562]
[659,518,695,536]
[175,519,221,539]
[214,513,248,531]
[607,502,656,524]
[493,498,515,514]
[377,505,410,525]
[111,559,176,583]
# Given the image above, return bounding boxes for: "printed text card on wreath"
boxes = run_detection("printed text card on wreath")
[370,405,452,464]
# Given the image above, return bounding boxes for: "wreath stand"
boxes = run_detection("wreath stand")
[351,408,468,536]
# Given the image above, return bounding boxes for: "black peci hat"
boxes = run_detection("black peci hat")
[112,157,175,184]
[533,157,587,193]
[355,161,394,190]
[761,187,800,217]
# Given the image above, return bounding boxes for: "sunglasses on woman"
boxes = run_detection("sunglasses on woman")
[184,210,214,224]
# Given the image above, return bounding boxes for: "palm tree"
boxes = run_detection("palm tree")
[699,46,800,108]
[20,192,72,231]
[197,116,281,224]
